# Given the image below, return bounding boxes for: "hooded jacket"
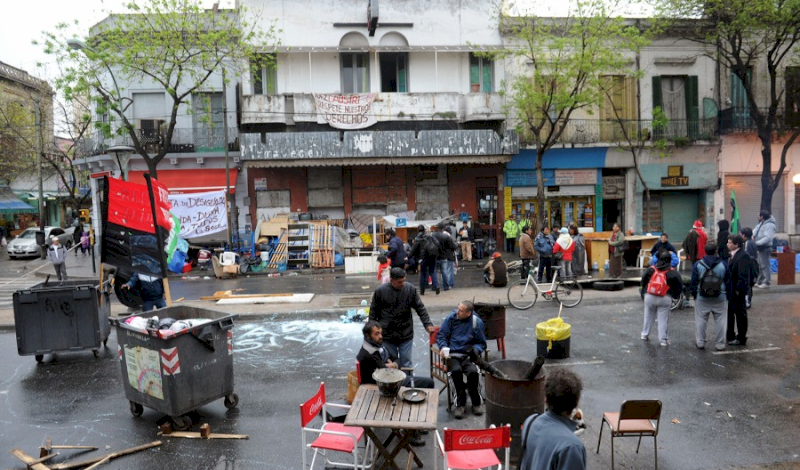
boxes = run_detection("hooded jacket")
[553,233,575,261]
[640,256,683,299]
[753,216,777,251]
[534,232,555,257]
[386,235,406,268]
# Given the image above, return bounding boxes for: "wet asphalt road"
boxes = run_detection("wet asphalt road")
[1,290,799,469]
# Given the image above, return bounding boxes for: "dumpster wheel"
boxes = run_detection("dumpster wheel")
[35,355,43,363]
[93,349,99,358]
[172,415,192,431]
[129,401,143,417]
[224,393,239,409]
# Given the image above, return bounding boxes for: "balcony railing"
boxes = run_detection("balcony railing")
[78,127,240,157]
[522,118,720,145]
[718,107,800,133]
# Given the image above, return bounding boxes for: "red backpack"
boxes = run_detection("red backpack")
[646,268,670,296]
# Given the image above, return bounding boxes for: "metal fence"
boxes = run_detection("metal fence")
[79,127,240,157]
[526,118,720,145]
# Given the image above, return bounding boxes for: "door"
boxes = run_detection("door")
[192,92,224,151]
[660,192,699,240]
[476,179,498,252]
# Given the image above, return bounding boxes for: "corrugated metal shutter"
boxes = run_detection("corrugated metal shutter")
[724,174,785,231]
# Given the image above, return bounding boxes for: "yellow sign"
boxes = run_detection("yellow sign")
[668,166,683,177]
[503,187,512,217]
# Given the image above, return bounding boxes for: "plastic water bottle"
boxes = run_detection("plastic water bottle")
[592,260,598,271]
[361,299,368,306]
[604,259,609,270]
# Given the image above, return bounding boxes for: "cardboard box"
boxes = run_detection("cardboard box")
[260,221,288,237]
[223,264,239,274]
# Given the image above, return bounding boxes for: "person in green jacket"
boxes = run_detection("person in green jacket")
[607,223,626,278]
[503,216,520,253]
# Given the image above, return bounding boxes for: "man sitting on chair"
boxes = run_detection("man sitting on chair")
[436,301,487,419]
[357,320,433,447]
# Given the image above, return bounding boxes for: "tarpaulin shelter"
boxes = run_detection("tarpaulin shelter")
[0,187,37,214]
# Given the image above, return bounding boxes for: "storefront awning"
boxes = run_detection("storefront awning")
[507,147,608,170]
[128,169,238,194]
[0,188,37,214]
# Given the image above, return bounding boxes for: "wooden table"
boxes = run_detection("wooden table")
[345,385,438,470]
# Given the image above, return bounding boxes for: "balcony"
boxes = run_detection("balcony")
[78,127,240,157]
[523,118,720,146]
[240,92,507,126]
[718,107,800,134]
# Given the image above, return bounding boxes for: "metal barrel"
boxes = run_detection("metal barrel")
[474,303,506,340]
[484,360,546,465]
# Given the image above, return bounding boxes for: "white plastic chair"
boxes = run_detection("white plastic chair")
[636,249,651,268]
[220,251,237,266]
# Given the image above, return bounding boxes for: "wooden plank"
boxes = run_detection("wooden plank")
[157,431,249,439]
[48,441,162,470]
[10,448,53,470]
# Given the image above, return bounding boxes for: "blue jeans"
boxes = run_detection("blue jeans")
[143,298,167,312]
[474,240,484,259]
[383,339,413,370]
[419,258,438,293]
[437,259,455,290]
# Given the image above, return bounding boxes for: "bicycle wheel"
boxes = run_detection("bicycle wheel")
[508,279,538,309]
[670,293,684,311]
[555,280,583,307]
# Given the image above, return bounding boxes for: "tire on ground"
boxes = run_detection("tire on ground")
[592,280,624,291]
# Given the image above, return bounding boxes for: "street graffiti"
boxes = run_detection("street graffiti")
[233,320,362,353]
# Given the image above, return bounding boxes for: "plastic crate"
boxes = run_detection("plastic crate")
[13,280,111,362]
[110,306,239,425]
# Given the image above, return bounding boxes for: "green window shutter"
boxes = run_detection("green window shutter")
[267,63,277,94]
[652,76,662,110]
[686,75,699,139]
[482,61,492,92]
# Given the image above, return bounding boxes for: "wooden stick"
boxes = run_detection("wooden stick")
[48,446,98,450]
[29,452,59,465]
[157,431,249,439]
[163,278,172,307]
[84,456,110,470]
[10,448,52,470]
[48,441,162,470]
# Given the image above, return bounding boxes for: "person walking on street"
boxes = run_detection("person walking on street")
[72,224,82,257]
[640,250,683,346]
[472,223,485,259]
[47,237,68,281]
[458,221,473,261]
[752,210,777,288]
[483,252,508,287]
[553,227,575,280]
[534,226,555,283]
[569,224,586,276]
[691,242,730,351]
[385,229,407,269]
[726,234,754,346]
[369,268,436,369]
[741,227,757,308]
[436,301,487,419]
[608,223,626,279]
[717,220,731,260]
[80,231,90,256]
[409,225,440,295]
[519,225,536,281]
[683,220,708,264]
[519,368,586,470]
[432,223,458,291]
[503,216,520,253]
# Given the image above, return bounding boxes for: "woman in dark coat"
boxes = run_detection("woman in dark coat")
[385,229,407,268]
[717,220,730,260]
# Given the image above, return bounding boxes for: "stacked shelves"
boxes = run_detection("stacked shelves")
[287,222,312,268]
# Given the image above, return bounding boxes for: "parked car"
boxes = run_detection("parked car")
[6,226,76,260]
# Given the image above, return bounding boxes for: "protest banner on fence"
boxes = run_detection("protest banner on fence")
[313,93,377,130]
[168,190,228,238]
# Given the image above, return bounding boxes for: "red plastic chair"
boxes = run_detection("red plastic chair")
[300,382,372,470]
[435,425,511,470]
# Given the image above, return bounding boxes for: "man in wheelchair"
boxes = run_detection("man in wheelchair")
[436,301,488,419]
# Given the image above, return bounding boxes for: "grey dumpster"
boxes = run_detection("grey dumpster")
[13,279,111,362]
[110,306,239,430]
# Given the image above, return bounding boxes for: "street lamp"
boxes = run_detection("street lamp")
[105,145,135,181]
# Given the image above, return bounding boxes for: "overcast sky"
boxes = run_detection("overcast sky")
[0,0,234,80]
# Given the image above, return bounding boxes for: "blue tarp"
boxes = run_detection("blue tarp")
[0,188,36,214]
[769,254,800,273]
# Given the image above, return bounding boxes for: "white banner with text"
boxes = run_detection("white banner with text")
[313,93,377,130]
[168,190,227,238]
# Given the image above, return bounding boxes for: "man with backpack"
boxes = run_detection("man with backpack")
[726,234,755,346]
[409,225,440,295]
[691,242,730,351]
[640,250,684,346]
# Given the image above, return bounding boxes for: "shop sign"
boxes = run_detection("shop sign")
[602,176,625,199]
[254,178,267,191]
[554,169,596,185]
[661,176,689,187]
[396,218,407,228]
[503,187,512,216]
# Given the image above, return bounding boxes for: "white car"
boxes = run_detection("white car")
[7,226,75,260]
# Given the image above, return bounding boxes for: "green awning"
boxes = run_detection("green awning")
[0,188,37,214]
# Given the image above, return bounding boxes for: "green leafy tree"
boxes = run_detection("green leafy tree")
[497,0,652,229]
[660,0,800,212]
[38,0,277,178]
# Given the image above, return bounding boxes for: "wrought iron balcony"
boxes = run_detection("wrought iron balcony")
[77,127,240,157]
[521,118,720,145]
[718,107,800,134]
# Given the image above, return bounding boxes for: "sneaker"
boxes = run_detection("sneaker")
[755,284,767,289]
[660,340,669,347]
[728,339,745,346]
[641,334,648,341]
[435,287,440,295]
[472,404,485,416]
[454,406,465,419]
[696,343,705,349]
[409,432,426,447]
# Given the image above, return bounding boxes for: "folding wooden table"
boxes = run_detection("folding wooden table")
[345,385,438,470]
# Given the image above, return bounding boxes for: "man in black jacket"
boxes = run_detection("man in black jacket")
[369,268,436,369]
[385,229,407,269]
[726,234,754,346]
[432,223,458,291]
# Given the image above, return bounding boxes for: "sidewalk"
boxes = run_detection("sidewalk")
[4,250,799,331]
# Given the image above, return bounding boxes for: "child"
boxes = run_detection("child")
[80,231,90,256]
[377,254,391,284]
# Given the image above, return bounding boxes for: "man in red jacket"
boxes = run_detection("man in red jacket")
[683,220,708,263]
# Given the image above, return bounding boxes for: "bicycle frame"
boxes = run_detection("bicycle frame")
[521,266,563,297]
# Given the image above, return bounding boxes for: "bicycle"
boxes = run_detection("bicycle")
[507,265,583,309]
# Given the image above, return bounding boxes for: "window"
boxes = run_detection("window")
[730,68,752,128]
[652,75,699,139]
[341,53,369,93]
[600,75,637,141]
[379,52,407,92]
[192,92,224,151]
[786,66,800,127]
[252,53,277,95]
[470,53,493,92]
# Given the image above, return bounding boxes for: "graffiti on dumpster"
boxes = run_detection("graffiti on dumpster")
[44,298,75,318]
[125,346,164,400]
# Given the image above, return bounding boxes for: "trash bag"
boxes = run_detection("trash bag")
[334,252,344,266]
[168,250,187,273]
[536,317,571,352]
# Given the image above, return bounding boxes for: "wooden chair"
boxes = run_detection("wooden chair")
[596,399,662,470]
[435,425,511,470]
[429,327,453,409]
[300,382,372,470]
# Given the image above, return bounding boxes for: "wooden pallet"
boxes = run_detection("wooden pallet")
[311,223,334,268]
[267,230,288,268]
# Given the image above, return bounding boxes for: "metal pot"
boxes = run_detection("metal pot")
[372,368,405,397]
